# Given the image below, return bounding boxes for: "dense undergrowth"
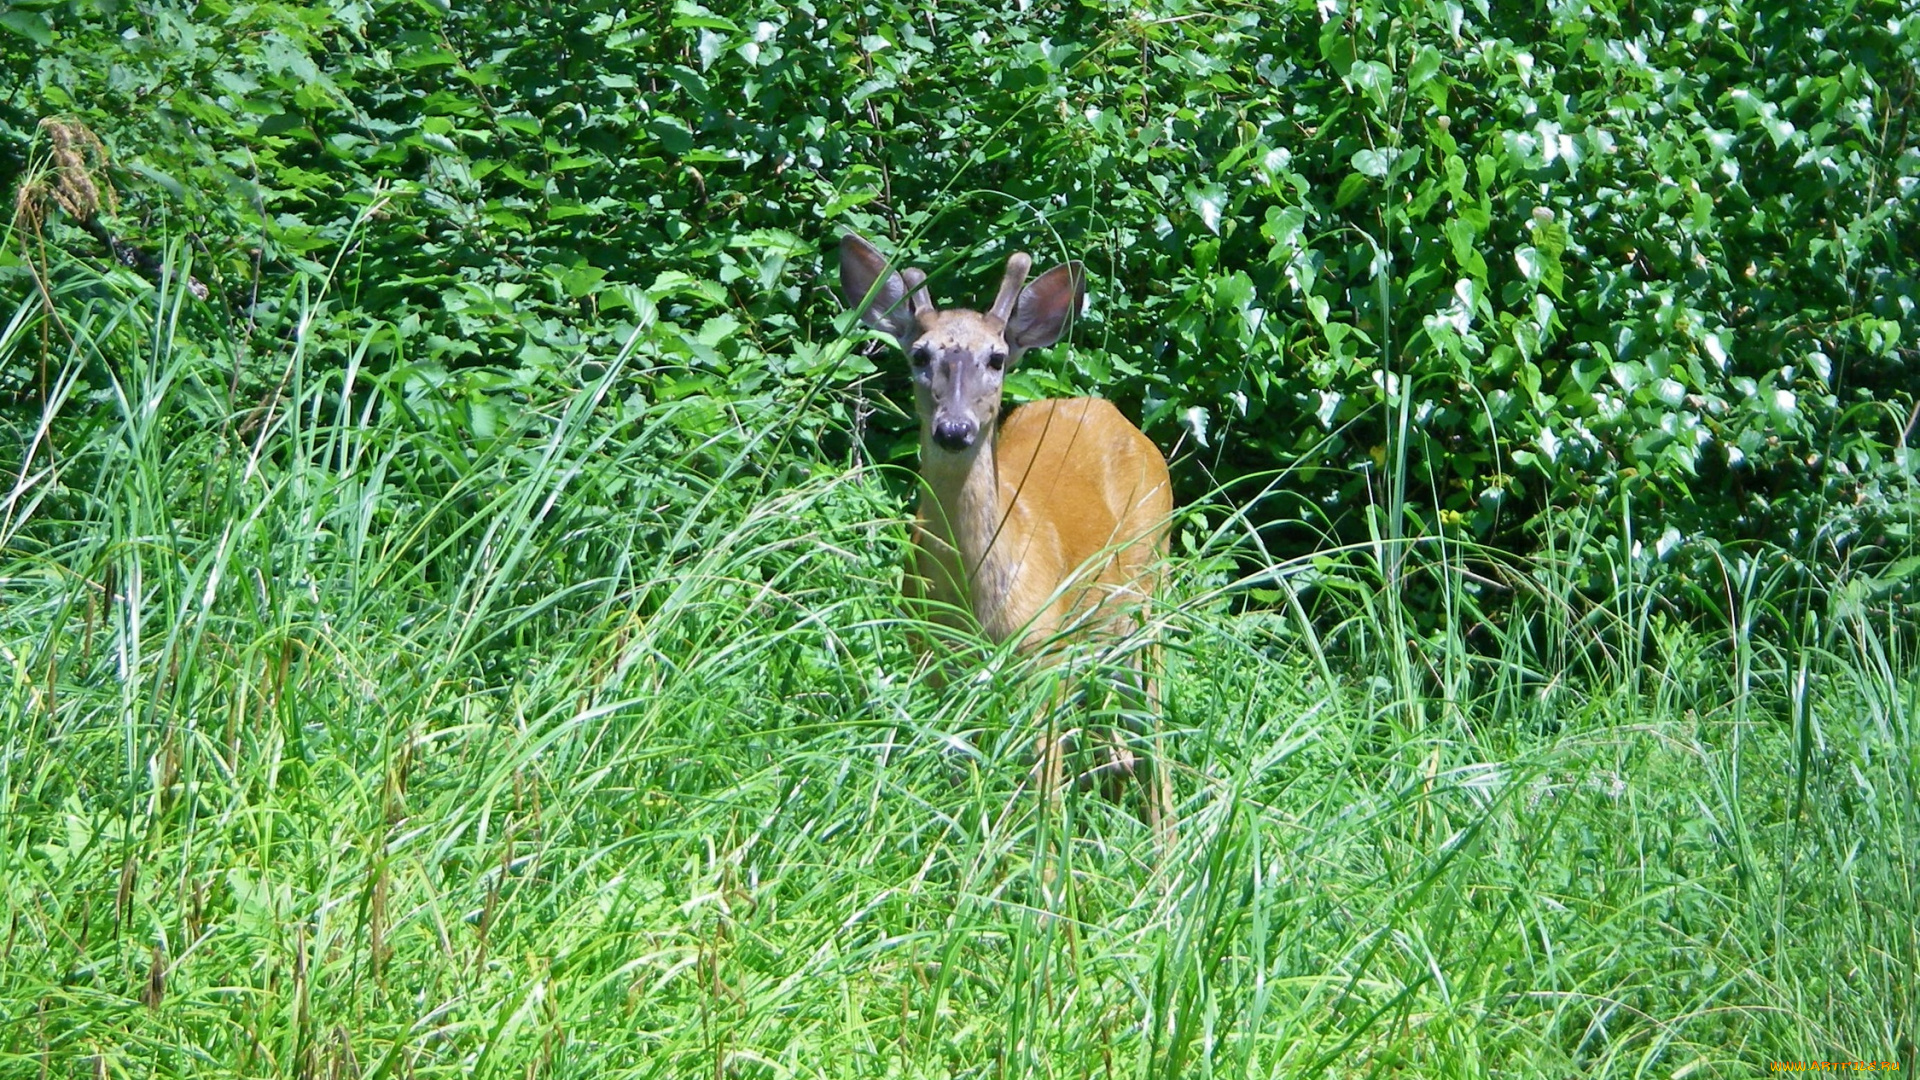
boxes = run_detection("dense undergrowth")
[0,240,1913,1077]
[3,0,1919,1076]
[3,0,1915,585]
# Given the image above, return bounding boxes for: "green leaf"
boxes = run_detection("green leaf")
[696,28,725,69]
[1181,405,1211,448]
[1352,149,1392,179]
[394,48,458,71]
[1261,205,1308,257]
[1334,172,1370,208]
[0,10,52,45]
[730,229,810,257]
[1407,45,1443,91]
[1347,60,1392,111]
[1186,182,1227,234]
[546,200,598,221]
[1317,20,1355,77]
[647,115,694,155]
[670,8,740,32]
[1514,245,1541,284]
[1259,145,1293,185]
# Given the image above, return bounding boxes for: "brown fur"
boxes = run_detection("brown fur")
[908,397,1170,652]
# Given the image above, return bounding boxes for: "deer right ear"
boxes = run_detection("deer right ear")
[1005,261,1084,353]
[839,234,927,349]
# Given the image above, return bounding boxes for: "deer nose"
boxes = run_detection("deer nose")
[932,419,978,452]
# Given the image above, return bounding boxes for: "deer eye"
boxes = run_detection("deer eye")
[910,345,932,368]
[986,351,1007,371]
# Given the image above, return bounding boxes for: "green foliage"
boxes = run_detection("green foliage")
[2,2,1918,1071]
[3,0,1915,627]
[1,242,1915,1076]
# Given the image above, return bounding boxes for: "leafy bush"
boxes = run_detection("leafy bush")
[4,0,1916,618]
[4,6,1917,1075]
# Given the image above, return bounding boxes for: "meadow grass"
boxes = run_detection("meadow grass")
[1,259,1914,1078]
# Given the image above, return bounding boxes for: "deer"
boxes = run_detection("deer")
[838,232,1175,842]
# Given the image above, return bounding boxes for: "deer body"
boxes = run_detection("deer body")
[839,233,1173,836]
[910,396,1170,651]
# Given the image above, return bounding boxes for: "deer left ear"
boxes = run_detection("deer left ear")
[1005,261,1084,352]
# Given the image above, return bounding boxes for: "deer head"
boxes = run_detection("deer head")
[839,233,1084,456]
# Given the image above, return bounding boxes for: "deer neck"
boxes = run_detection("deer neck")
[918,428,1020,611]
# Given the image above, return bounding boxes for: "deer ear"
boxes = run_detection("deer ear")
[839,234,925,348]
[1005,261,1084,352]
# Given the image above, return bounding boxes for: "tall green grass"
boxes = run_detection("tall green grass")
[1,248,1913,1078]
